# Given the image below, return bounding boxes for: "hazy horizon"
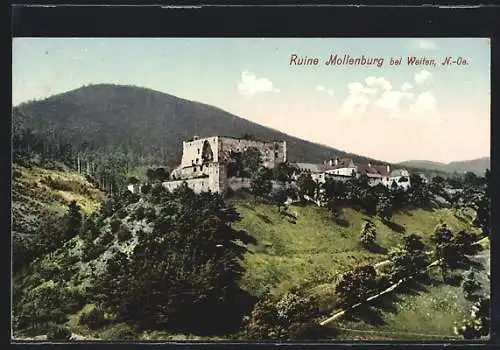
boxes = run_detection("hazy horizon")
[12,38,490,163]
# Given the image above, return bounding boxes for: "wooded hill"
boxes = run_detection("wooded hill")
[13,84,452,182]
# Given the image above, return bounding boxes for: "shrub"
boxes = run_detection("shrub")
[144,208,156,221]
[133,206,146,220]
[117,226,133,242]
[117,208,128,219]
[110,219,121,233]
[79,307,107,330]
[47,325,72,341]
[100,231,114,246]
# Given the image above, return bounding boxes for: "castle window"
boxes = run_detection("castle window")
[196,158,199,163]
[197,148,200,154]
[200,165,203,171]
[193,167,197,172]
[274,152,279,158]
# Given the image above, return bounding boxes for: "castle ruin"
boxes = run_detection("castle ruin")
[162,136,287,194]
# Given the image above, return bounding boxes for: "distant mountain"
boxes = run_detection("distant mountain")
[398,157,490,176]
[12,84,388,168]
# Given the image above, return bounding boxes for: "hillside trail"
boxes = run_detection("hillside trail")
[319,237,489,326]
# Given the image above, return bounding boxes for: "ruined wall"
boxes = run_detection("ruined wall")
[171,162,218,180]
[180,136,220,168]
[219,137,286,168]
[164,162,225,193]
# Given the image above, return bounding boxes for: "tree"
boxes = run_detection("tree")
[360,221,377,249]
[454,297,490,339]
[79,213,101,242]
[297,173,317,200]
[430,223,455,280]
[336,265,378,307]
[127,176,139,185]
[376,196,393,222]
[462,270,482,302]
[241,147,263,177]
[273,187,289,213]
[250,167,273,201]
[273,162,295,184]
[65,200,82,240]
[388,233,429,282]
[245,290,319,340]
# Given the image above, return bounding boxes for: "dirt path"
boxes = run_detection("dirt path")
[319,237,488,326]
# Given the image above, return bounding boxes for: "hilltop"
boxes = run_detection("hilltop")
[13,84,446,176]
[398,157,490,177]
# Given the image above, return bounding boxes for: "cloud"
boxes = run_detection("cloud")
[401,82,413,92]
[316,85,335,96]
[408,91,439,122]
[365,76,392,91]
[374,90,414,112]
[411,39,439,50]
[415,70,432,85]
[237,71,280,97]
[339,74,439,123]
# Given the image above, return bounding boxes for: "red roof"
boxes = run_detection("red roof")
[357,164,389,177]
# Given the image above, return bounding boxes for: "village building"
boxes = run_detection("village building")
[292,157,411,189]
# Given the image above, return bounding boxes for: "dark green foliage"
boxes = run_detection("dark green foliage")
[250,167,273,200]
[244,290,319,340]
[272,162,295,183]
[117,226,133,242]
[93,184,249,332]
[141,183,152,195]
[133,206,146,220]
[360,221,377,249]
[110,219,121,233]
[79,213,101,241]
[64,200,82,240]
[117,208,128,219]
[454,297,490,339]
[79,307,107,330]
[47,325,72,341]
[144,207,156,221]
[99,231,114,247]
[388,234,429,282]
[431,223,482,280]
[336,265,378,307]
[82,240,107,262]
[462,270,482,302]
[146,167,170,183]
[296,173,318,200]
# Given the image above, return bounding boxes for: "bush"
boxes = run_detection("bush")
[144,208,156,221]
[79,307,107,330]
[117,226,133,242]
[100,231,114,246]
[117,209,128,219]
[133,206,146,220]
[110,219,122,233]
[47,325,72,341]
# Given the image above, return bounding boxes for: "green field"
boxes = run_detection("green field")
[12,168,486,341]
[230,193,479,298]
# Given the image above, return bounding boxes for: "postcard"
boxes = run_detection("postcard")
[11,37,491,343]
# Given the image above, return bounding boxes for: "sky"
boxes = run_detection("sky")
[12,38,490,163]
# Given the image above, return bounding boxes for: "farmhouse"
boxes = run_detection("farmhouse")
[292,157,411,189]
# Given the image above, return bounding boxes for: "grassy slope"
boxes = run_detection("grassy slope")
[12,163,105,218]
[230,194,479,298]
[13,172,483,340]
